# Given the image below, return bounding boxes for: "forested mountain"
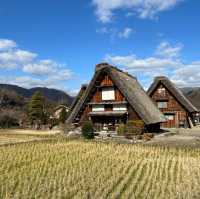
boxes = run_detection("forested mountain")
[0,84,74,106]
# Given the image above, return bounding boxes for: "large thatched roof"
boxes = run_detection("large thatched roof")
[147,76,198,113]
[67,63,166,124]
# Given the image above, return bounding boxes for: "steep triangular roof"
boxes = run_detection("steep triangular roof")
[69,84,88,113]
[67,63,166,124]
[147,76,198,113]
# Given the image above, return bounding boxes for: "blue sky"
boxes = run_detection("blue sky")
[0,0,200,95]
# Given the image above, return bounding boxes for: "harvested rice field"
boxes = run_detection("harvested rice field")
[0,140,200,198]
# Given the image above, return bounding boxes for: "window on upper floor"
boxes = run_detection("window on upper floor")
[157,101,168,108]
[158,88,166,96]
[102,88,115,101]
[92,105,105,112]
[113,104,127,111]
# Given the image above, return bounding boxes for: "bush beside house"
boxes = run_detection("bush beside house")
[117,120,146,139]
[82,121,94,139]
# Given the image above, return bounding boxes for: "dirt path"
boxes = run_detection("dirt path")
[146,128,200,147]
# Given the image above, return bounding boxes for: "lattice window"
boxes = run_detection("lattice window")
[157,101,168,108]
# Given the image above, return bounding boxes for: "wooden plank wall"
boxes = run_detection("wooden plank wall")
[150,83,188,128]
[115,89,125,101]
[91,90,101,103]
[80,105,91,123]
[100,75,113,86]
[91,75,125,103]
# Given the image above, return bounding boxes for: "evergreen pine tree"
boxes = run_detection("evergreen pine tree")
[28,91,45,129]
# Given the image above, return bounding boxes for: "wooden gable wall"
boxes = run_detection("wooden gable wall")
[150,82,188,127]
[91,75,125,103]
[150,83,187,112]
[78,72,142,123]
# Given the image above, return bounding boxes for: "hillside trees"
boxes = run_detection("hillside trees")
[0,110,18,128]
[0,89,27,128]
[0,89,25,108]
[0,88,66,129]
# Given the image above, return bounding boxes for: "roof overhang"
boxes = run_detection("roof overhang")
[88,101,127,105]
[89,111,127,117]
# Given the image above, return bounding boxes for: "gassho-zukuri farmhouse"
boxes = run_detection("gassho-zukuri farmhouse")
[67,63,199,132]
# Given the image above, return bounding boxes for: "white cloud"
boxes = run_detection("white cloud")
[0,39,75,91]
[105,41,200,88]
[14,50,37,62]
[172,62,200,87]
[118,27,134,39]
[155,41,183,58]
[15,76,47,88]
[96,27,110,34]
[23,59,73,81]
[106,54,179,71]
[0,49,37,69]
[0,75,47,88]
[96,27,134,41]
[92,0,183,23]
[23,60,59,76]
[48,69,73,81]
[0,39,17,50]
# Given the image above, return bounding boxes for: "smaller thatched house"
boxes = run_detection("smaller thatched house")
[67,63,165,131]
[147,76,198,128]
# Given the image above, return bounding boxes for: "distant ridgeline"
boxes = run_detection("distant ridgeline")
[0,84,74,106]
[181,87,200,110]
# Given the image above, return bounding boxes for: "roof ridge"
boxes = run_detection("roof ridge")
[110,65,137,80]
[95,62,136,80]
[154,76,169,80]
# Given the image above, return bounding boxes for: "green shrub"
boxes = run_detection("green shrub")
[131,120,144,128]
[82,121,94,139]
[117,124,127,135]
[118,120,145,138]
[126,120,144,136]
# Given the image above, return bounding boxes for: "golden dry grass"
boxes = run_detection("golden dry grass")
[0,140,200,198]
[0,134,42,145]
[0,129,60,136]
[0,129,61,145]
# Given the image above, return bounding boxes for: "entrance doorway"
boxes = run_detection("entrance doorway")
[91,116,126,131]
